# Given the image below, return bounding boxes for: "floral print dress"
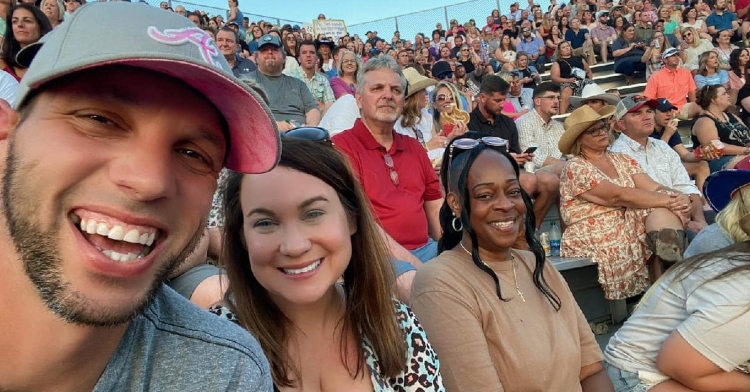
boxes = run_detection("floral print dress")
[559,153,651,300]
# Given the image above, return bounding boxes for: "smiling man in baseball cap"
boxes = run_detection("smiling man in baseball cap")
[0,2,276,390]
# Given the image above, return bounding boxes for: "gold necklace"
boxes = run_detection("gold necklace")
[459,242,526,302]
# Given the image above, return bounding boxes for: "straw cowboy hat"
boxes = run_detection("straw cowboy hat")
[568,83,621,108]
[403,67,437,98]
[558,105,617,154]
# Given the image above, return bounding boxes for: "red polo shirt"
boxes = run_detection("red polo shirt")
[333,119,442,250]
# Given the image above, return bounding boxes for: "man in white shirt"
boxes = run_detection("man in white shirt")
[517,82,567,175]
[610,96,707,236]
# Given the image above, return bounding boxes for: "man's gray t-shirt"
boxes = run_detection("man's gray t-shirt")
[248,70,317,125]
[92,286,272,391]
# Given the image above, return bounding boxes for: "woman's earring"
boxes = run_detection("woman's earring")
[451,211,463,232]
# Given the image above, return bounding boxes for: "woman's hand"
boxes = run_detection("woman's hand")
[448,121,469,139]
[426,135,448,150]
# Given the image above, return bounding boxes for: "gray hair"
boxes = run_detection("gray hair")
[336,50,362,78]
[42,0,64,23]
[356,55,407,95]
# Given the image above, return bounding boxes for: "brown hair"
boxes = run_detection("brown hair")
[220,138,406,387]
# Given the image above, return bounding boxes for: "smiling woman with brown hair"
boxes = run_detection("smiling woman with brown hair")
[215,135,444,391]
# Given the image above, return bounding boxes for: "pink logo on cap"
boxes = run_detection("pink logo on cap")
[147,26,222,68]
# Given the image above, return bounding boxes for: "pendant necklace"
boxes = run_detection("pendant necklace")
[459,242,526,302]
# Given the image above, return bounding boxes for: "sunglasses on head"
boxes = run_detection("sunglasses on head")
[280,127,331,143]
[447,137,508,186]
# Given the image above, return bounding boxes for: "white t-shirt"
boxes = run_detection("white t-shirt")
[394,107,444,162]
[0,70,19,108]
[318,95,359,136]
[604,252,750,385]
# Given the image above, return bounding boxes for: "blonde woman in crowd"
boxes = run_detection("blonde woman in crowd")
[432,80,469,138]
[681,26,714,72]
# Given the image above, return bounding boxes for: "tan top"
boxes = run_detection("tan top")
[411,248,603,392]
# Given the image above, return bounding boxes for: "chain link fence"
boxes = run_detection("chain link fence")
[349,0,552,43]
[149,0,302,26]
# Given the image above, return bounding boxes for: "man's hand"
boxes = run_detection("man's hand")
[687,220,708,233]
[276,120,296,132]
[510,152,532,165]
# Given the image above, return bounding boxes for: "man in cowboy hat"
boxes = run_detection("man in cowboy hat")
[569,83,621,111]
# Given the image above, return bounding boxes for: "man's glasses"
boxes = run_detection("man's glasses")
[437,72,454,80]
[447,137,508,186]
[342,59,357,64]
[435,93,454,103]
[383,153,399,186]
[538,95,561,101]
[280,127,331,143]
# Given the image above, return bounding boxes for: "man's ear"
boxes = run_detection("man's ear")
[0,99,19,141]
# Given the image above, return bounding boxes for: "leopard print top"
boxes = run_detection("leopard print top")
[209,301,444,391]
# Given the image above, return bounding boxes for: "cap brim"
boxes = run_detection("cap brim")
[559,105,616,154]
[569,93,620,108]
[16,41,43,68]
[704,169,750,212]
[22,55,280,174]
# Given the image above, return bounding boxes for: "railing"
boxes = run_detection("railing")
[154,0,302,27]
[349,0,552,43]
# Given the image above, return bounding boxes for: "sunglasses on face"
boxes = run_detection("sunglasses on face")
[437,72,454,80]
[435,93,454,102]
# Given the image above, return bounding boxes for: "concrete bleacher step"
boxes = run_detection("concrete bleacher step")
[540,61,615,82]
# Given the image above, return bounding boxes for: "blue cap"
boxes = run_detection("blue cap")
[258,34,282,50]
[704,169,750,212]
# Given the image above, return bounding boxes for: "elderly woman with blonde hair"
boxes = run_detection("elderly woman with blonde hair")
[558,102,691,300]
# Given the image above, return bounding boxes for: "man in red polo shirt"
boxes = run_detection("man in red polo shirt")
[332,57,443,302]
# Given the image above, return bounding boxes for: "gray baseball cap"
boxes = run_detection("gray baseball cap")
[615,95,659,120]
[15,2,280,174]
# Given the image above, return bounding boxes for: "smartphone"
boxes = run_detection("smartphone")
[524,146,538,154]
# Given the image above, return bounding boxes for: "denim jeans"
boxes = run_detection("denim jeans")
[393,238,438,276]
[604,362,649,392]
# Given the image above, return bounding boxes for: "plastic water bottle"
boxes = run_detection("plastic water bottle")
[549,221,561,257]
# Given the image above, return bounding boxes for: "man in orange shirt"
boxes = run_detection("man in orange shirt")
[642,48,702,119]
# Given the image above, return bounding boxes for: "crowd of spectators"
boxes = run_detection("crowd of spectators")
[2,0,750,390]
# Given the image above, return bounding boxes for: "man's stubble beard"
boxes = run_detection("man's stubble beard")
[1,139,204,327]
